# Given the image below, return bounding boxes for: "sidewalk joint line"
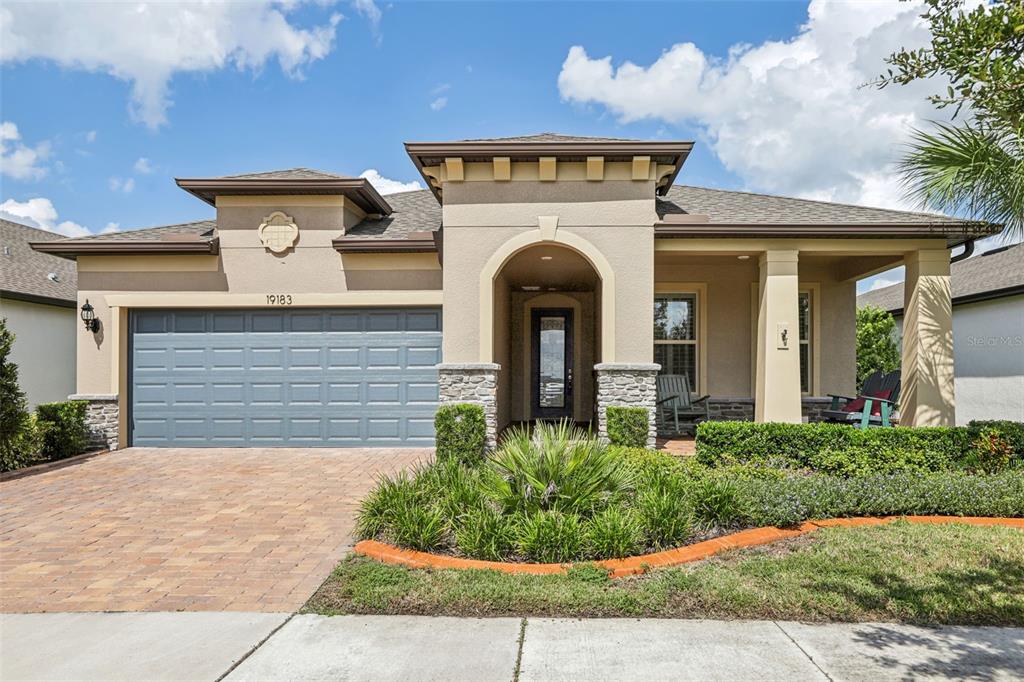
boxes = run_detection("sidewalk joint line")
[773,620,833,681]
[511,617,527,682]
[215,612,295,682]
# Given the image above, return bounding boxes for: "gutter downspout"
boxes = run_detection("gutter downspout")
[950,239,975,264]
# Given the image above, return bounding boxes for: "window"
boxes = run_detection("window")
[654,293,698,387]
[799,291,811,393]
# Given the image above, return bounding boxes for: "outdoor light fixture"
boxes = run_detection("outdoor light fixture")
[80,299,99,333]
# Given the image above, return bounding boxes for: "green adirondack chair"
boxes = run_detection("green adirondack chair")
[655,374,710,435]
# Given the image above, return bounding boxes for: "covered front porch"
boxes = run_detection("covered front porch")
[478,237,955,444]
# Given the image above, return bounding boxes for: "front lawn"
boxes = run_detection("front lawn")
[307,522,1024,626]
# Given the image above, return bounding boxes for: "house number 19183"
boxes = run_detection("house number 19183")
[266,294,293,305]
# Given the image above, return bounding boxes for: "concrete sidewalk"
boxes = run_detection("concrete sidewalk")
[3,613,1022,681]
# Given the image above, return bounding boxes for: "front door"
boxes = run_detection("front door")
[531,308,573,419]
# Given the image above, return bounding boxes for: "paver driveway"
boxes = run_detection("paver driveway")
[0,448,428,613]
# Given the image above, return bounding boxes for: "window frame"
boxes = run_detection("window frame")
[653,283,708,395]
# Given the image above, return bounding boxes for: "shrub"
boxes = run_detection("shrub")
[390,502,447,552]
[965,428,1014,474]
[482,420,634,516]
[584,507,642,559]
[689,476,749,529]
[606,407,649,448]
[355,472,421,540]
[454,506,517,561]
[517,510,583,563]
[435,403,486,465]
[636,485,694,549]
[0,414,47,473]
[968,420,1024,459]
[36,400,89,461]
[0,318,35,471]
[695,421,972,473]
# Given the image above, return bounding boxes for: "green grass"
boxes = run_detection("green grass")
[306,522,1024,625]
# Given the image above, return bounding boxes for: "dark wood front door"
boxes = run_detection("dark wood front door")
[531,308,573,419]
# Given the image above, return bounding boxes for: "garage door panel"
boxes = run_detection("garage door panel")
[131,308,440,447]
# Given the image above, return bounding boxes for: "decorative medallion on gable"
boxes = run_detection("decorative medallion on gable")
[258,211,299,253]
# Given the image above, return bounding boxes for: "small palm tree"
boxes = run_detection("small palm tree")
[900,122,1023,241]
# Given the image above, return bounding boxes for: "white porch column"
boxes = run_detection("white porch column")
[755,250,802,423]
[900,249,955,426]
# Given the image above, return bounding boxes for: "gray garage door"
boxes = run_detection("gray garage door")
[130,308,441,447]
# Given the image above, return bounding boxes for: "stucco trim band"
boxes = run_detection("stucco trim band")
[103,291,444,308]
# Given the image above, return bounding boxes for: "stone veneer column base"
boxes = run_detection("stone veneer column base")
[70,394,119,451]
[594,363,660,449]
[436,363,501,451]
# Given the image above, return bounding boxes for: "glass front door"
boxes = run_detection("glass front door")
[531,308,573,419]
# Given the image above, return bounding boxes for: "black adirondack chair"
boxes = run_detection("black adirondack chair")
[822,370,902,428]
[656,374,710,435]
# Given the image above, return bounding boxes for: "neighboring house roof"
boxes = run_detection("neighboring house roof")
[0,219,78,307]
[857,242,1024,314]
[31,220,218,259]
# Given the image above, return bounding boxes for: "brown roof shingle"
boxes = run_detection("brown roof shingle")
[857,242,1024,312]
[217,167,353,180]
[341,190,441,239]
[0,219,78,304]
[457,132,643,143]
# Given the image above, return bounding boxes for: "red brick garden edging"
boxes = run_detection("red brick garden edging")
[355,515,1024,579]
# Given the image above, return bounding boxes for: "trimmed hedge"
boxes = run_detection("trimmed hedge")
[36,400,89,461]
[606,406,649,448]
[435,403,487,464]
[968,420,1024,457]
[695,421,977,474]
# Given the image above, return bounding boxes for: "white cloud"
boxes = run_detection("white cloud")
[359,169,423,195]
[0,121,51,180]
[1,2,342,128]
[0,197,90,237]
[133,157,153,174]
[352,0,382,40]
[101,222,120,234]
[109,177,135,193]
[430,96,448,111]
[85,130,97,143]
[557,0,958,209]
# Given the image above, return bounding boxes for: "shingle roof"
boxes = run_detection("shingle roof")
[218,167,353,180]
[458,133,642,143]
[658,185,965,225]
[49,220,217,243]
[0,219,78,304]
[858,242,1024,313]
[341,190,441,239]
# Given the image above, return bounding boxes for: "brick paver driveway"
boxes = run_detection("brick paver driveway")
[0,448,428,613]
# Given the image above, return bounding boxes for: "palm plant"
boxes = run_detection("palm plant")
[481,420,634,516]
[900,122,1023,240]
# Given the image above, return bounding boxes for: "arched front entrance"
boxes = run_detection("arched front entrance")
[487,240,604,430]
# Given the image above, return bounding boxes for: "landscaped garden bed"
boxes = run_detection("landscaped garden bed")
[354,410,1023,567]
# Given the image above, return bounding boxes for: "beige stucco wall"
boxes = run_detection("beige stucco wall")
[441,179,657,365]
[0,296,76,408]
[653,254,855,398]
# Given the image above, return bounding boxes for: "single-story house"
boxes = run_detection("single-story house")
[1,219,78,408]
[858,242,1023,425]
[31,134,998,450]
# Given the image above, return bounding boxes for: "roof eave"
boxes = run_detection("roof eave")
[0,290,77,308]
[175,177,393,216]
[654,221,1001,247]
[30,237,220,260]
[405,140,694,203]
[332,238,438,254]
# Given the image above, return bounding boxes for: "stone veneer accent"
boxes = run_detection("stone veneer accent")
[70,394,119,451]
[436,363,501,450]
[594,363,660,448]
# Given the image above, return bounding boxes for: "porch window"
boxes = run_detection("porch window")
[799,292,811,394]
[654,293,698,386]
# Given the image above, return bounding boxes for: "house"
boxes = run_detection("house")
[858,243,1023,425]
[30,134,997,450]
[1,219,78,408]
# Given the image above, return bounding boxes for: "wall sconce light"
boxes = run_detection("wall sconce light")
[80,299,99,333]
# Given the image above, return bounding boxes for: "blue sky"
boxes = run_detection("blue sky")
[0,1,1007,293]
